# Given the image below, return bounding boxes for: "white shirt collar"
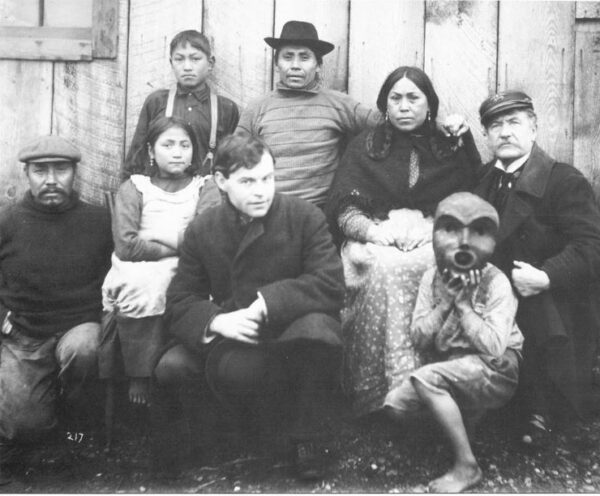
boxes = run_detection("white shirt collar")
[493,152,531,174]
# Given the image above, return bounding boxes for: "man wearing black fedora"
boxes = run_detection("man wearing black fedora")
[473,91,600,445]
[236,20,380,209]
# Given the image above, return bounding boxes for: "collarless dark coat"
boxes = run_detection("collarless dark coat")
[164,194,345,353]
[474,143,600,417]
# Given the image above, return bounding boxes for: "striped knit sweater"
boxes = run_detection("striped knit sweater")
[237,82,380,206]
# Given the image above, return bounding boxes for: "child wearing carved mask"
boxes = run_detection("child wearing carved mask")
[384,192,523,492]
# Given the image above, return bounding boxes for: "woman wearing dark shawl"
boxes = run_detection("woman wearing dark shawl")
[326,66,482,416]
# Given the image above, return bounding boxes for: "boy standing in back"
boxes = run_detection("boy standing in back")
[123,30,239,178]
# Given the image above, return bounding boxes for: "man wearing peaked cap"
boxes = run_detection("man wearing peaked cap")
[236,20,381,208]
[474,91,600,446]
[0,135,112,483]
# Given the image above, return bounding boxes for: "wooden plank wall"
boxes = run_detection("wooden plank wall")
[125,0,203,153]
[52,0,129,205]
[1,0,600,206]
[574,3,600,189]
[424,1,498,161]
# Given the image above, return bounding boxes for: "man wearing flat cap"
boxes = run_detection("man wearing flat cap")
[0,136,112,482]
[474,91,600,445]
[236,20,380,208]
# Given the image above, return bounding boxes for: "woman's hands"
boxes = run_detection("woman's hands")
[365,211,432,251]
[366,222,396,246]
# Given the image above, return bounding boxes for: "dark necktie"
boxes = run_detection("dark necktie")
[493,168,519,213]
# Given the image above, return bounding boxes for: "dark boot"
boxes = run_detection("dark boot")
[283,342,341,480]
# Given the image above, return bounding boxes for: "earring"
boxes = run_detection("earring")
[149,157,156,170]
[385,110,390,123]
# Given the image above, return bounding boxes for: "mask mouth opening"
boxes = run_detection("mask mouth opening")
[453,250,475,270]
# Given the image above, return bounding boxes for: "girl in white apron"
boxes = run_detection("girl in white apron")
[102,116,221,405]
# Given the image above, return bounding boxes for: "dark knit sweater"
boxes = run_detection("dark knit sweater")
[0,192,113,338]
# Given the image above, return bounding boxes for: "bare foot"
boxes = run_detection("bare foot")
[128,378,150,406]
[428,463,482,493]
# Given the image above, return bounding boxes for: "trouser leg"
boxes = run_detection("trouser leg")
[55,322,100,404]
[55,322,101,431]
[279,341,341,442]
[0,330,58,444]
[517,335,577,423]
[151,345,205,469]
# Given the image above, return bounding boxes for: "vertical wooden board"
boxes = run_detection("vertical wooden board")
[125,0,203,152]
[577,2,600,19]
[0,61,53,205]
[274,0,349,92]
[425,1,498,162]
[574,24,600,195]
[498,1,575,163]
[52,0,129,205]
[348,0,425,107]
[203,0,274,107]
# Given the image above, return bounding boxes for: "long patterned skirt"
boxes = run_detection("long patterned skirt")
[341,238,434,416]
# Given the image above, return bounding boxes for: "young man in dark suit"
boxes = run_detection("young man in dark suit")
[474,91,600,444]
[151,133,344,480]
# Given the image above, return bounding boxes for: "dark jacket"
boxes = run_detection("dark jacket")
[474,143,600,415]
[165,194,345,354]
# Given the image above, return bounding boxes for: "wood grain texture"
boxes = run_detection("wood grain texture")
[0,26,92,61]
[124,0,203,154]
[425,0,498,162]
[498,1,575,163]
[574,23,600,194]
[203,0,274,107]
[92,0,119,58]
[348,0,425,107]
[274,0,349,92]
[52,0,129,205]
[576,2,600,19]
[0,60,53,206]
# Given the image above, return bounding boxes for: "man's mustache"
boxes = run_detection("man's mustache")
[39,187,66,195]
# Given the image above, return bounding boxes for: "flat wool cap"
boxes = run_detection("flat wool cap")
[18,135,81,164]
[479,91,534,126]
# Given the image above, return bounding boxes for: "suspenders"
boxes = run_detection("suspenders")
[165,86,219,175]
[165,86,176,118]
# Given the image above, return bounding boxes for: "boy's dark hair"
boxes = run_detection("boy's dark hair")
[170,30,212,58]
[212,133,273,178]
[274,46,323,66]
[129,116,201,177]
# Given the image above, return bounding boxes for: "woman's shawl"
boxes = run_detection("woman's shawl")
[325,123,482,242]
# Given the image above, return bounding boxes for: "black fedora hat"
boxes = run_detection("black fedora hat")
[264,20,335,56]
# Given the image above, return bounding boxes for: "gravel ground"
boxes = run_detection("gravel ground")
[2,389,600,493]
